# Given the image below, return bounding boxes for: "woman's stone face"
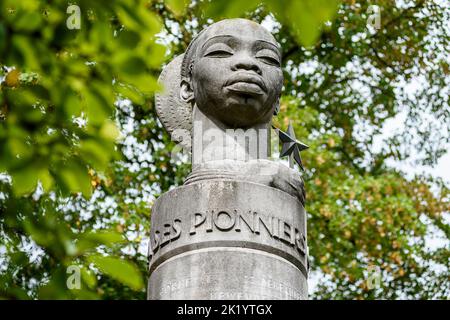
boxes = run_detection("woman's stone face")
[190,19,283,128]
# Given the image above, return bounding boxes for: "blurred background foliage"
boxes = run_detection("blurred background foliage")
[0,0,448,299]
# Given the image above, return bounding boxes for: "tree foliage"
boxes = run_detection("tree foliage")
[0,0,449,299]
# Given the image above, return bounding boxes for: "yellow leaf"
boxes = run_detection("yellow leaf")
[5,69,20,87]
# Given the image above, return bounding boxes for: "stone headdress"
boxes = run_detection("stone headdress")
[155,28,208,150]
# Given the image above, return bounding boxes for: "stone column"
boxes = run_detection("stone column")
[149,18,309,300]
[147,180,308,300]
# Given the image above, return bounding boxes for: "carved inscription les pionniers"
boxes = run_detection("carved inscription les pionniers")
[149,219,182,256]
[149,209,307,259]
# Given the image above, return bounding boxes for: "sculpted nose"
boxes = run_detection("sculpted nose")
[231,54,262,75]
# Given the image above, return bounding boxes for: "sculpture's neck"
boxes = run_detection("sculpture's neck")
[191,105,271,167]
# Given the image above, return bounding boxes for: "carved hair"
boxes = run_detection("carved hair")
[180,27,208,80]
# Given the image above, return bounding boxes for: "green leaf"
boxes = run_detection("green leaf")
[10,164,39,195]
[76,230,124,254]
[12,10,42,32]
[117,55,147,76]
[38,268,72,300]
[115,3,161,35]
[121,73,160,94]
[147,43,167,68]
[83,88,111,126]
[203,0,260,18]
[90,21,113,49]
[114,83,145,105]
[284,0,340,47]
[117,30,141,49]
[58,159,92,198]
[84,230,124,245]
[23,218,54,247]
[80,266,97,289]
[37,167,54,192]
[79,139,112,171]
[3,137,32,170]
[100,120,120,141]
[166,0,189,16]
[0,23,6,53]
[63,91,83,117]
[87,255,144,291]
[11,35,41,71]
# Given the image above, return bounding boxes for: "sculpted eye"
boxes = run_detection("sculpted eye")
[204,43,233,58]
[256,49,281,66]
[257,56,280,66]
[204,50,233,58]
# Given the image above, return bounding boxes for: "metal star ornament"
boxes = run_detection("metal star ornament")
[274,122,309,171]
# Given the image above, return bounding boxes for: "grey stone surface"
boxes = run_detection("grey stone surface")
[180,18,283,129]
[149,248,307,300]
[155,54,192,150]
[148,180,307,300]
[185,159,306,206]
[149,18,308,300]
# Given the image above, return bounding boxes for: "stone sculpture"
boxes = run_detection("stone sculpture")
[149,18,309,300]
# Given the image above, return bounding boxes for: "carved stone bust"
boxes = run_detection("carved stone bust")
[155,18,305,205]
[179,18,283,128]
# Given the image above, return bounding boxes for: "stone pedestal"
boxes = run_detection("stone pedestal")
[147,180,308,300]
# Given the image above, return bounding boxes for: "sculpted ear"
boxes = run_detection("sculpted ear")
[180,78,195,103]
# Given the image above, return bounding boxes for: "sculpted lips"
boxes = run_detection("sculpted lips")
[224,72,267,95]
